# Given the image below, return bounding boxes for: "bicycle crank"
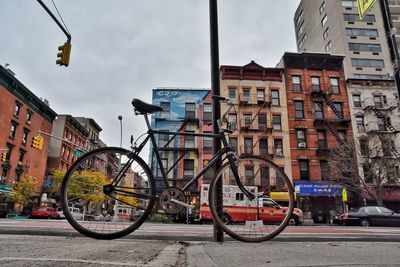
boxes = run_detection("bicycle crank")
[159,187,187,214]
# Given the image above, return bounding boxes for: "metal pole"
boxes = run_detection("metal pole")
[113,115,123,221]
[36,0,71,41]
[209,0,224,242]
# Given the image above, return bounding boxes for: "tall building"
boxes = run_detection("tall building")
[0,65,57,215]
[278,52,353,221]
[295,0,393,80]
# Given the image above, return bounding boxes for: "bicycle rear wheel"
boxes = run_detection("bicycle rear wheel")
[209,156,295,242]
[61,147,156,239]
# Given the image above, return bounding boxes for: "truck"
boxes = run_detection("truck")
[197,184,303,225]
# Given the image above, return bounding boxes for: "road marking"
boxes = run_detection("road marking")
[0,257,141,266]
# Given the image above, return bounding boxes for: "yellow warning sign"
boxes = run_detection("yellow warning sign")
[342,188,348,202]
[357,0,376,20]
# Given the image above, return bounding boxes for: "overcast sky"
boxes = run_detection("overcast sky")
[1,0,300,151]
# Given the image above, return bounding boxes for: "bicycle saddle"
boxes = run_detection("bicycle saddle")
[131,98,163,114]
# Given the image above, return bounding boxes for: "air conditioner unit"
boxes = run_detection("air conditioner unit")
[298,142,307,148]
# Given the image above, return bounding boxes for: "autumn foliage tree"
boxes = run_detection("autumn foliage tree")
[9,176,37,212]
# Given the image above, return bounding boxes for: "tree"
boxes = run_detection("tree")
[9,176,37,212]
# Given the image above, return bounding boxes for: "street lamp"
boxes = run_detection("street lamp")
[118,115,123,148]
[114,115,123,221]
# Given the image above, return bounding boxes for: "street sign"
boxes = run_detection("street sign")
[357,0,376,20]
[342,188,348,202]
[73,149,84,158]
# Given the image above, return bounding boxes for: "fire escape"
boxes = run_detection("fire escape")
[362,97,400,158]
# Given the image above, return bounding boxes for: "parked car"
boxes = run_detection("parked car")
[6,213,29,220]
[56,206,84,220]
[340,206,400,227]
[31,207,60,219]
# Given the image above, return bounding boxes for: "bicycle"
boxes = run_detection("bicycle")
[60,96,295,242]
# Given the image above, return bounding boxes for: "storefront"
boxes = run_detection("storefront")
[364,186,400,213]
[0,184,14,217]
[294,181,346,224]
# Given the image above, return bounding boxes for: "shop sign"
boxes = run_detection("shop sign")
[384,187,400,200]
[294,181,342,197]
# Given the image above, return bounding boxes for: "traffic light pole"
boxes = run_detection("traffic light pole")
[36,0,71,41]
[209,0,224,242]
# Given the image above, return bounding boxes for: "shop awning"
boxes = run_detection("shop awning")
[294,181,342,197]
[0,184,14,196]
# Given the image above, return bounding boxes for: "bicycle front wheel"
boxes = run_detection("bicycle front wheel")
[209,156,295,242]
[61,147,156,239]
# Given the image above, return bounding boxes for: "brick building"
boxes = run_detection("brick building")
[0,65,57,215]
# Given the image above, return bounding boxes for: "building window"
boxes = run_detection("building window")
[158,159,167,177]
[296,10,304,26]
[271,90,280,106]
[333,103,343,119]
[26,111,32,124]
[317,130,327,148]
[259,139,268,157]
[323,28,329,40]
[341,0,357,7]
[185,132,195,148]
[228,88,237,102]
[203,160,214,182]
[230,137,238,153]
[320,160,330,180]
[349,43,382,52]
[374,95,383,108]
[314,102,324,119]
[351,58,384,68]
[378,117,387,131]
[14,103,21,118]
[10,123,17,139]
[297,130,307,148]
[244,166,255,184]
[159,132,169,147]
[185,103,196,119]
[272,115,282,130]
[319,1,326,14]
[294,101,305,119]
[311,77,320,91]
[228,114,237,130]
[297,21,305,38]
[258,114,267,130]
[18,150,25,163]
[344,13,375,22]
[22,130,28,145]
[356,116,365,131]
[244,138,253,155]
[321,15,327,27]
[242,88,251,102]
[330,78,339,94]
[346,28,378,37]
[299,160,310,180]
[274,139,283,156]
[203,104,212,123]
[299,34,307,48]
[160,102,170,119]
[325,41,332,52]
[243,114,252,128]
[360,139,369,156]
[292,76,301,92]
[183,159,195,178]
[203,134,213,150]
[353,95,362,107]
[257,89,265,102]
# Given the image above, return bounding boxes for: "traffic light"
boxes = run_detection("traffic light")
[56,41,72,67]
[0,152,7,162]
[31,136,44,150]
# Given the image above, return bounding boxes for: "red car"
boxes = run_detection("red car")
[31,207,60,219]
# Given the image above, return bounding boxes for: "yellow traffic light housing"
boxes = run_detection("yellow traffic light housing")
[56,41,72,67]
[0,152,7,162]
[31,136,44,150]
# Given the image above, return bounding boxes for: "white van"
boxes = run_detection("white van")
[57,206,84,220]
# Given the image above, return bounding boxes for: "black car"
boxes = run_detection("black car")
[341,206,400,227]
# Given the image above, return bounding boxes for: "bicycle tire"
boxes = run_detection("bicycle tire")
[209,156,295,242]
[61,147,156,239]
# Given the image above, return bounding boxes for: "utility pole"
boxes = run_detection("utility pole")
[209,0,224,242]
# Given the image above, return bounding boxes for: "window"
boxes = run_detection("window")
[244,138,253,154]
[203,104,212,123]
[353,94,361,107]
[228,114,237,130]
[299,34,307,48]
[159,132,169,147]
[333,103,343,119]
[323,28,329,40]
[185,103,196,119]
[14,103,21,117]
[374,95,383,108]
[296,10,304,26]
[230,137,238,152]
[243,114,252,128]
[294,101,304,119]
[321,15,327,27]
[317,130,327,148]
[158,159,167,177]
[10,123,17,139]
[349,43,382,52]
[257,89,265,102]
[341,0,357,7]
[311,77,320,91]
[351,58,384,68]
[185,131,195,148]
[360,139,369,156]
[320,160,330,180]
[346,28,378,37]
[344,13,375,22]
[314,102,324,119]
[378,117,387,131]
[292,76,301,92]
[325,41,332,52]
[272,115,282,130]
[330,77,339,94]
[354,73,387,80]
[26,111,32,124]
[271,90,280,106]
[299,160,310,180]
[183,159,194,178]
[261,166,270,190]
[203,134,213,150]
[258,114,267,130]
[242,89,250,102]
[228,88,237,102]
[356,116,365,131]
[244,166,255,184]
[259,139,268,157]
[319,1,326,14]
[160,102,170,119]
[297,129,307,148]
[22,130,28,145]
[203,160,214,182]
[297,21,305,38]
[274,139,283,156]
